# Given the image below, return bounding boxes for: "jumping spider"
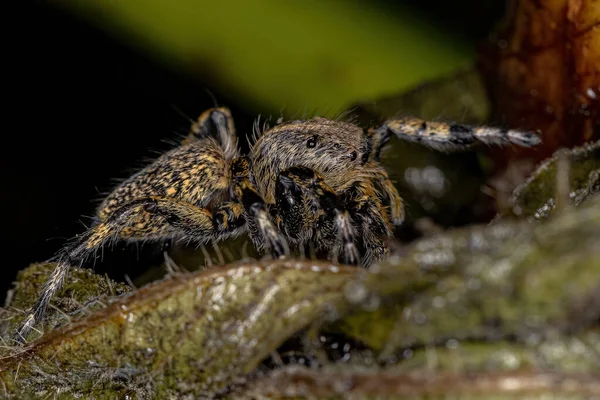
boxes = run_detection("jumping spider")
[15,107,540,342]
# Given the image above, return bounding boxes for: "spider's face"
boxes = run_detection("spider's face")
[250,118,373,199]
[274,119,363,164]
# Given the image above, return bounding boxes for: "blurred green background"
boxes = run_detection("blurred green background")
[61,0,477,116]
[2,0,505,296]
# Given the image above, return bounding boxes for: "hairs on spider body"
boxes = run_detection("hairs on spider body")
[14,107,540,343]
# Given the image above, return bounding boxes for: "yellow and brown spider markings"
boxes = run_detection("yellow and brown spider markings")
[381,116,541,152]
[98,141,230,222]
[90,108,241,244]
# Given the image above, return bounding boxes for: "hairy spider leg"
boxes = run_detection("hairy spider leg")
[15,108,244,343]
[370,165,405,226]
[343,179,393,267]
[376,117,541,152]
[13,195,253,343]
[185,107,239,160]
[230,156,290,258]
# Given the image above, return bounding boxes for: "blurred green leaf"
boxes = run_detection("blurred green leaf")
[58,0,470,116]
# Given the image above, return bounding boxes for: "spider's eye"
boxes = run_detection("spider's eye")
[349,151,358,161]
[306,135,318,148]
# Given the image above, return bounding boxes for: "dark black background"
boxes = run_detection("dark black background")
[2,1,505,297]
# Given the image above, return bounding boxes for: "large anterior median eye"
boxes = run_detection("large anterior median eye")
[306,135,318,148]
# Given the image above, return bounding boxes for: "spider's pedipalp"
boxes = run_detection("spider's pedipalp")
[231,156,289,258]
[332,209,361,266]
[378,116,541,152]
[276,166,361,265]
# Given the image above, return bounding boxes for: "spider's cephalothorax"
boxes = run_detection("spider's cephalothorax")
[14,107,540,342]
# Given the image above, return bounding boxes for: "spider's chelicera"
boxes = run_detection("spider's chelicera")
[15,107,540,342]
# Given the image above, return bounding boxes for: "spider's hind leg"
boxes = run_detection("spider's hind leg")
[14,196,242,343]
[374,117,541,152]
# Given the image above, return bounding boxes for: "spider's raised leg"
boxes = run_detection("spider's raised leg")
[342,180,393,267]
[184,107,238,160]
[229,156,289,258]
[373,117,541,152]
[14,197,245,343]
[275,166,360,266]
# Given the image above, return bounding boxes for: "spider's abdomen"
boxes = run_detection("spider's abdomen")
[98,138,230,220]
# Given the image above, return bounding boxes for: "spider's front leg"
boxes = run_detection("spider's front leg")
[371,117,541,153]
[342,180,394,267]
[275,166,360,266]
[369,165,404,226]
[229,156,289,258]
